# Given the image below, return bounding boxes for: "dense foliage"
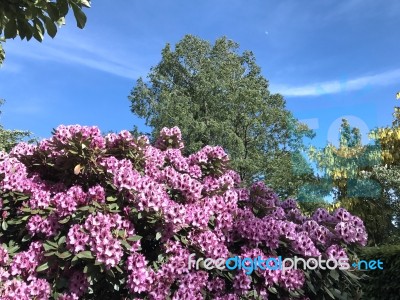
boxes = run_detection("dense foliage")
[0,0,90,64]
[359,245,400,299]
[309,119,398,245]
[129,35,315,197]
[0,125,367,299]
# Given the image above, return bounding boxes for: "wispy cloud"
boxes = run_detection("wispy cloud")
[271,68,400,97]
[5,33,152,80]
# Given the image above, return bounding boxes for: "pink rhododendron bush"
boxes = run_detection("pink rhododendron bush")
[0,125,367,299]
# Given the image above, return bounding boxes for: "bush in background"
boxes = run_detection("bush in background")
[359,245,400,300]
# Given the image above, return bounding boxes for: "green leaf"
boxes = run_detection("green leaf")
[6,245,19,254]
[343,270,360,280]
[7,219,22,225]
[0,42,5,64]
[289,290,301,297]
[59,216,70,224]
[34,18,45,37]
[268,287,278,294]
[16,195,30,201]
[32,21,44,42]
[46,3,60,20]
[115,265,123,273]
[47,240,58,248]
[92,201,102,209]
[315,269,323,279]
[20,207,33,213]
[56,251,72,259]
[78,206,90,211]
[70,2,87,29]
[57,0,69,16]
[106,268,115,278]
[71,255,79,265]
[44,251,56,257]
[121,240,131,250]
[106,196,117,202]
[306,280,317,294]
[4,19,17,39]
[76,251,94,259]
[155,232,162,240]
[127,235,142,242]
[43,243,57,251]
[107,203,119,211]
[22,235,31,242]
[44,17,57,38]
[329,269,340,281]
[1,221,8,231]
[323,286,335,299]
[36,261,50,272]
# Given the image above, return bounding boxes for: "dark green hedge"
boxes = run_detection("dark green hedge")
[359,245,400,300]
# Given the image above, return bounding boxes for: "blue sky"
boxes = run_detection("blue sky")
[0,0,399,151]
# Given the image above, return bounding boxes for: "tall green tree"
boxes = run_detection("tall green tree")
[129,35,315,195]
[310,119,381,199]
[0,0,90,64]
[366,101,400,243]
[309,118,397,245]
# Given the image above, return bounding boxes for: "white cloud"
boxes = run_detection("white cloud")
[4,33,151,80]
[270,68,400,97]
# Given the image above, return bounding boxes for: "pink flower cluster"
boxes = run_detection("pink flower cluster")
[155,126,184,150]
[10,242,44,279]
[326,244,349,261]
[52,125,105,149]
[0,242,50,299]
[105,130,137,149]
[53,186,87,217]
[0,278,51,300]
[232,247,306,293]
[126,252,154,294]
[0,245,8,265]
[0,156,29,192]
[9,142,36,159]
[188,230,229,260]
[27,214,59,237]
[69,212,137,268]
